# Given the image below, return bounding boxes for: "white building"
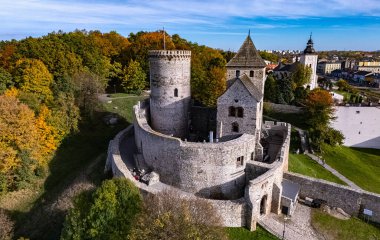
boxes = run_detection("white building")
[331,106,380,149]
[299,35,318,89]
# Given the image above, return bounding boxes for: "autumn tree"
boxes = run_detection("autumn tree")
[13,58,54,103]
[60,178,142,240]
[0,94,41,191]
[304,89,344,148]
[191,47,227,106]
[121,60,146,94]
[129,190,228,240]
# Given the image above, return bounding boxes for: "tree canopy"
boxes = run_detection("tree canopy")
[60,178,142,240]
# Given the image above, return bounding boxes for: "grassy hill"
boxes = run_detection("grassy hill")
[321,145,380,194]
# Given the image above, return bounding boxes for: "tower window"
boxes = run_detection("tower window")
[174,88,178,97]
[250,71,254,77]
[251,152,254,160]
[229,106,236,116]
[232,122,239,133]
[236,70,240,78]
[237,107,244,118]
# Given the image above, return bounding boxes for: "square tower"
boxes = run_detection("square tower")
[299,35,318,89]
[223,34,266,141]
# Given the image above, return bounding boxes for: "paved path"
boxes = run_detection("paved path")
[259,203,322,240]
[305,152,362,190]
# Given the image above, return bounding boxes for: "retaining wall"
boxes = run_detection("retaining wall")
[284,172,380,223]
[265,102,303,113]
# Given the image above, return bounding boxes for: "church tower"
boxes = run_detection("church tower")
[299,35,318,89]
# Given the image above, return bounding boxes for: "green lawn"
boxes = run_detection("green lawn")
[226,226,279,240]
[102,94,147,123]
[289,154,347,185]
[321,145,380,194]
[333,90,351,102]
[311,209,380,240]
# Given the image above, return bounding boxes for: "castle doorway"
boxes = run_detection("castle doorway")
[260,195,267,215]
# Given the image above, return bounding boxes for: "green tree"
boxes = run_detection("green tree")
[121,60,146,94]
[264,74,278,102]
[336,79,351,92]
[60,178,142,240]
[0,67,13,94]
[277,77,294,104]
[291,64,312,88]
[129,190,228,240]
[259,51,279,63]
[71,71,105,118]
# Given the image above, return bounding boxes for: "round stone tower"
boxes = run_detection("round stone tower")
[148,50,191,139]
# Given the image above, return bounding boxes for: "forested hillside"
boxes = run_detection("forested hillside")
[0,30,227,195]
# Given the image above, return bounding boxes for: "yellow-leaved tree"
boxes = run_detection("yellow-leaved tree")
[13,58,54,103]
[0,94,59,192]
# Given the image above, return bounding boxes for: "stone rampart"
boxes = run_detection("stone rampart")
[284,172,380,223]
[106,125,247,227]
[134,101,256,199]
[264,102,304,114]
[245,121,291,230]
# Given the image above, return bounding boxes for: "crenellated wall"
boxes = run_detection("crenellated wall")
[134,101,256,199]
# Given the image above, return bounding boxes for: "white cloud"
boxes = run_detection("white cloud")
[0,0,379,41]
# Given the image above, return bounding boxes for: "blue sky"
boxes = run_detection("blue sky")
[1,0,380,51]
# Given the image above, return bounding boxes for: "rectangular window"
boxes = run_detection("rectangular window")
[236,156,244,167]
[250,70,254,77]
[251,152,254,160]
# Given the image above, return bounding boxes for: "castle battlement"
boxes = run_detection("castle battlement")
[148,50,191,59]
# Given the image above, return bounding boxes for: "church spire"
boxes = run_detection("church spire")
[304,33,315,54]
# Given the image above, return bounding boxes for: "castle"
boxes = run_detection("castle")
[106,34,380,232]
[106,34,296,231]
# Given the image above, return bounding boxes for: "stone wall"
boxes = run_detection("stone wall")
[226,67,266,94]
[245,121,291,230]
[106,125,247,227]
[217,79,260,138]
[134,101,257,200]
[284,172,380,223]
[264,102,304,114]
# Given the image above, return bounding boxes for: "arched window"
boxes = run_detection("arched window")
[232,122,239,133]
[174,88,178,97]
[236,70,240,78]
[237,107,244,118]
[250,70,254,77]
[229,106,236,117]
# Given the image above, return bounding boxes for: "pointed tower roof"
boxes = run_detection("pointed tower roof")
[303,34,316,54]
[226,35,266,68]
